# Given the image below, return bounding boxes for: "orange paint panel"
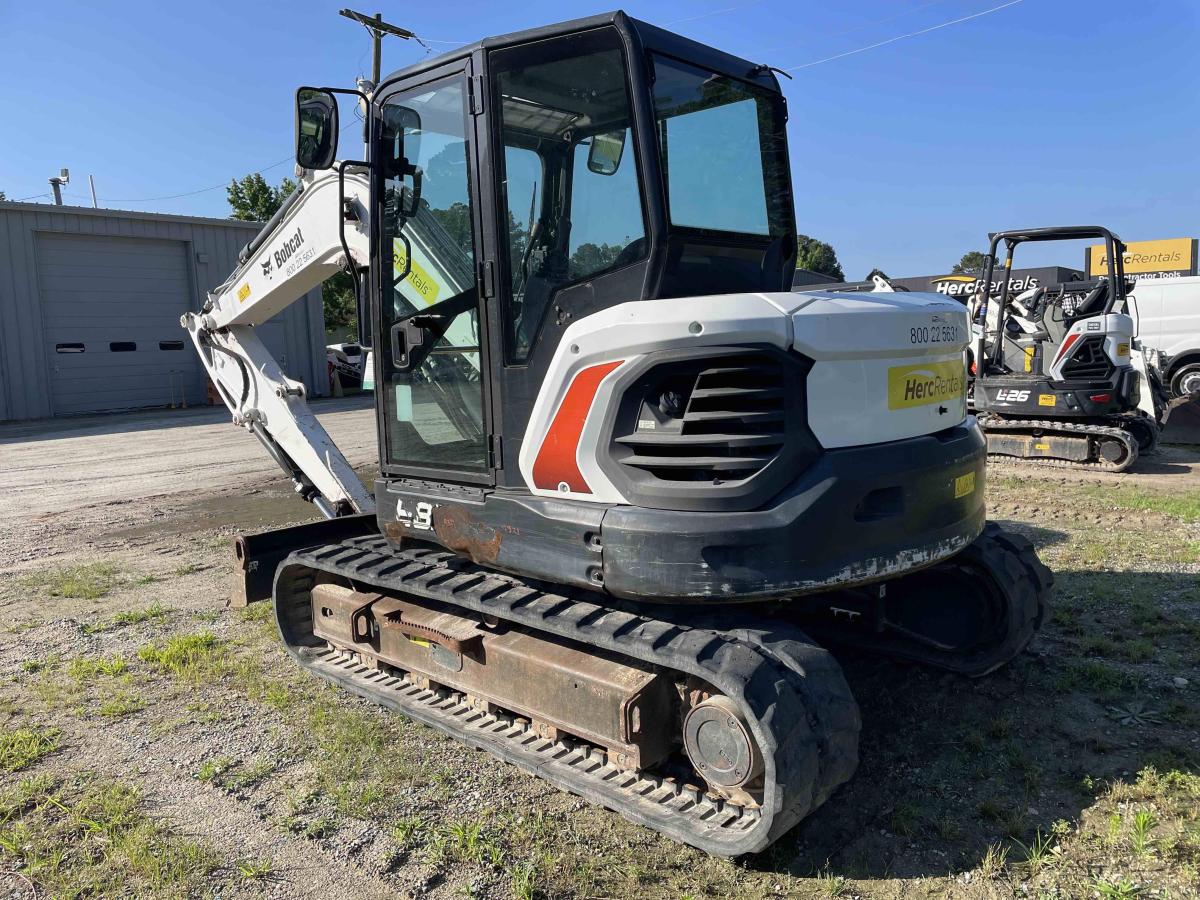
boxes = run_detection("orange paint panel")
[531,360,624,493]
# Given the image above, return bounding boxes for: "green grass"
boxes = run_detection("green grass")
[21,562,122,600]
[1083,484,1200,523]
[21,654,60,674]
[196,756,235,784]
[0,726,61,772]
[96,692,146,719]
[113,602,170,626]
[1055,659,1141,697]
[0,772,218,897]
[137,632,228,680]
[236,857,274,880]
[67,655,128,682]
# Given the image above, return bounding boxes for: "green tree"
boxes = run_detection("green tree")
[227,172,354,339]
[568,242,623,279]
[226,173,297,222]
[795,234,844,282]
[865,267,890,281]
[952,251,988,275]
[0,191,7,201]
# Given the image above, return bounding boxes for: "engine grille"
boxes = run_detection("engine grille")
[1060,336,1114,380]
[614,353,789,484]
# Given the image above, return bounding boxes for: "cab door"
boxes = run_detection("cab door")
[374,60,494,485]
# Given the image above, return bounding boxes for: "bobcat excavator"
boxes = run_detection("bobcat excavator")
[969,226,1166,471]
[184,10,1051,856]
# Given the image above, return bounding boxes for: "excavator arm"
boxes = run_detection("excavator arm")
[182,165,375,517]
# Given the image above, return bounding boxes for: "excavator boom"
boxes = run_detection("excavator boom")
[182,168,374,516]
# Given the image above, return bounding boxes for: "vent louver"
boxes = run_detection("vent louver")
[1060,336,1113,380]
[615,353,788,484]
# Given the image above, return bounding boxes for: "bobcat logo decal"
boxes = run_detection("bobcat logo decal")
[260,258,273,279]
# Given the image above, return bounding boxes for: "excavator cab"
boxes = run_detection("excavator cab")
[298,12,799,495]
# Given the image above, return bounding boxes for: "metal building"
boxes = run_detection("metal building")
[0,202,326,421]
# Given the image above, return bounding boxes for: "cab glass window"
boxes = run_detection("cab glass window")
[492,28,647,363]
[651,55,790,239]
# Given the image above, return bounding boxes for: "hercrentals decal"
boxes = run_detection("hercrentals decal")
[272,227,305,270]
[887,359,965,410]
[931,273,1038,297]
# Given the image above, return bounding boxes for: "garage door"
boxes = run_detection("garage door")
[38,233,204,415]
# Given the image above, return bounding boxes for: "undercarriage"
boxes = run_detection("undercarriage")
[978,414,1144,472]
[269,523,1049,856]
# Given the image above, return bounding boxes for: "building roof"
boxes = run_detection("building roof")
[0,200,263,229]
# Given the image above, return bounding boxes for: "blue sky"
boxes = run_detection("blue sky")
[1,0,1196,279]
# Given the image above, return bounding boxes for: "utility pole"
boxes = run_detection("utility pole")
[338,8,420,90]
[88,175,98,208]
[48,168,69,206]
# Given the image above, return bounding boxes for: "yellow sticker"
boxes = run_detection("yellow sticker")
[1035,442,1050,451]
[1117,343,1130,356]
[406,636,432,649]
[237,283,251,302]
[887,359,966,410]
[394,240,441,306]
[1024,346,1035,373]
[1038,393,1056,407]
[954,472,976,499]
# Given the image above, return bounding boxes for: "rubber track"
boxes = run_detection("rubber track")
[273,537,861,857]
[979,414,1138,472]
[796,523,1052,678]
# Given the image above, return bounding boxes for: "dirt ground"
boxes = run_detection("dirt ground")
[1,402,1197,899]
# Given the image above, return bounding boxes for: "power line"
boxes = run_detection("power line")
[97,118,359,205]
[666,1,764,27]
[98,155,294,204]
[751,0,956,59]
[783,0,1026,71]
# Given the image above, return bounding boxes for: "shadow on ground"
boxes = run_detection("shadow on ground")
[745,565,1199,880]
[0,395,373,445]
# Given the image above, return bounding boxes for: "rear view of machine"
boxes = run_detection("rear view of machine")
[185,10,1052,856]
[971,226,1165,471]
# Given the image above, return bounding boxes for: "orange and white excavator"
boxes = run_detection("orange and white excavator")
[184,10,1051,856]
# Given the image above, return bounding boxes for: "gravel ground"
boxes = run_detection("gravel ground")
[1,404,1198,899]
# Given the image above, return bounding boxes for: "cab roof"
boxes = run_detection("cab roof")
[377,10,781,97]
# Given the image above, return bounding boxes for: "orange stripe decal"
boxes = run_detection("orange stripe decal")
[531,360,624,493]
[1053,332,1081,365]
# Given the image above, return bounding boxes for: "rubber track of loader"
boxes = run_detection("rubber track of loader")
[979,415,1138,472]
[273,537,861,857]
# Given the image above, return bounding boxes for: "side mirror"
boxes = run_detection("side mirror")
[295,87,339,170]
[382,105,423,220]
[587,129,626,175]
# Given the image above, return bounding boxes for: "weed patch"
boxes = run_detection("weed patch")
[21,562,122,600]
[0,772,218,896]
[1084,485,1200,523]
[67,655,128,682]
[137,631,228,680]
[0,726,60,772]
[113,602,170,626]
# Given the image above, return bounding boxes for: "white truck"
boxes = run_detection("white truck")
[1128,276,1200,398]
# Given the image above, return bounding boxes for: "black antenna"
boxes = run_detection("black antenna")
[339,9,424,85]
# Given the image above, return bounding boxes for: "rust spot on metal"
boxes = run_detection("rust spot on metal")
[382,519,410,546]
[433,505,502,564]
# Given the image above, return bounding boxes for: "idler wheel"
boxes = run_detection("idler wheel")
[682,695,764,791]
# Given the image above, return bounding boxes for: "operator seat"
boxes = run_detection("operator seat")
[1038,281,1107,351]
